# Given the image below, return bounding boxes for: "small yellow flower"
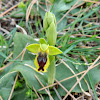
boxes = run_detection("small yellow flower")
[26,39,62,72]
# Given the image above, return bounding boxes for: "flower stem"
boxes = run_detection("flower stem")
[47,56,55,86]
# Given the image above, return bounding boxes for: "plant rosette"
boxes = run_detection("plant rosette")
[26,38,62,72]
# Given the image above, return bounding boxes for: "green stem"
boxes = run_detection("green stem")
[48,56,55,86]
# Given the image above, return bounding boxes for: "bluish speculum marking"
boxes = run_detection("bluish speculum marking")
[37,52,47,71]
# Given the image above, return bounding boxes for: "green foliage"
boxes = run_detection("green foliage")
[13,32,37,60]
[0,72,17,100]
[0,0,100,99]
[0,31,100,99]
[43,12,57,45]
[18,1,25,9]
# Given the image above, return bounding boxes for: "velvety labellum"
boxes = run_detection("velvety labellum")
[37,52,47,71]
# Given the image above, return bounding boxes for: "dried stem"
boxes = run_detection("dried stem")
[35,75,54,100]
[55,79,77,100]
[63,56,100,100]
[8,73,19,100]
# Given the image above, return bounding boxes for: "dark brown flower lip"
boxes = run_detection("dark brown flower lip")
[37,52,47,71]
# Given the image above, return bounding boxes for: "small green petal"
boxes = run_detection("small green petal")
[39,38,47,44]
[40,44,49,51]
[26,44,40,53]
[48,46,62,55]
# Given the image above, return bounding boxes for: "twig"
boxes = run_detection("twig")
[61,59,91,96]
[21,47,27,61]
[0,46,26,71]
[83,0,100,4]
[26,0,37,23]
[0,96,3,100]
[16,25,27,35]
[40,94,44,100]
[57,0,81,24]
[35,75,54,100]
[32,86,41,100]
[76,94,85,100]
[8,73,19,100]
[0,0,2,10]
[53,86,62,100]
[63,55,100,100]
[45,0,48,11]
[86,17,98,21]
[0,0,27,17]
[39,4,46,12]
[4,52,13,63]
[55,79,77,100]
[39,70,86,91]
[96,92,100,95]
[39,61,100,91]
[0,3,19,17]
[0,27,10,34]
[81,55,98,99]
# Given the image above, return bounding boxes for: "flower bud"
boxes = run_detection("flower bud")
[43,12,57,45]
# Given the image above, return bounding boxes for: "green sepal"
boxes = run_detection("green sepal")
[26,44,40,53]
[40,44,49,51]
[46,22,57,45]
[43,12,56,31]
[48,46,62,55]
[47,12,55,26]
[39,38,47,44]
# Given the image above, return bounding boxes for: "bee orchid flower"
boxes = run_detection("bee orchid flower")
[26,39,62,72]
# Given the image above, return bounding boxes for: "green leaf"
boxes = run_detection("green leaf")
[46,22,57,45]
[14,32,37,60]
[26,44,40,53]
[56,61,89,96]
[40,44,48,51]
[0,88,11,100]
[0,51,7,59]
[1,35,3,48]
[55,60,100,96]
[12,87,28,100]
[0,72,17,100]
[18,1,25,9]
[39,38,47,44]
[10,60,47,94]
[48,46,62,55]
[90,64,100,85]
